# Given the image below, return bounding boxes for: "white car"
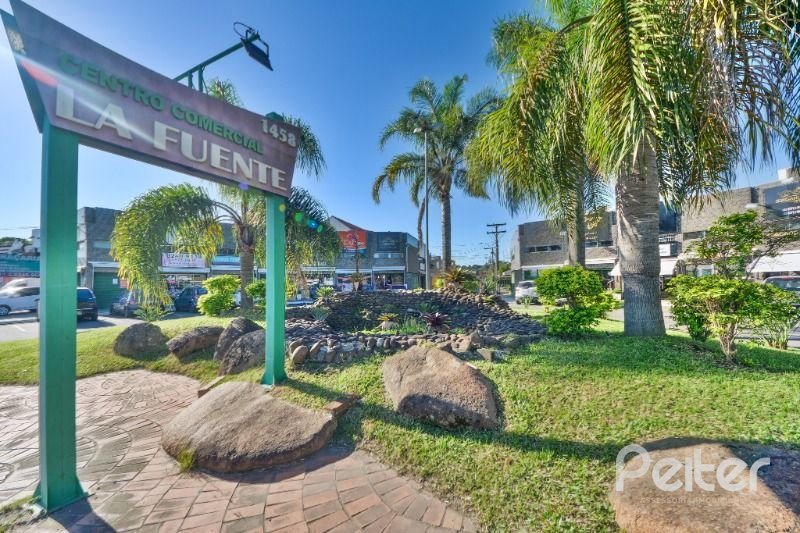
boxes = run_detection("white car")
[514,281,539,304]
[0,286,40,316]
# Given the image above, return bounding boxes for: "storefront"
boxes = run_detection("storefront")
[748,251,800,278]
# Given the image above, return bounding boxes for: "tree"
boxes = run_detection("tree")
[374,76,500,267]
[112,185,340,309]
[467,9,608,267]
[689,211,800,280]
[470,0,800,336]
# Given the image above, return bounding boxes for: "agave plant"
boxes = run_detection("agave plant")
[315,286,335,301]
[310,307,331,322]
[442,267,475,291]
[421,312,450,333]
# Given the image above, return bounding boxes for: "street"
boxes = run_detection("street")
[0,312,140,342]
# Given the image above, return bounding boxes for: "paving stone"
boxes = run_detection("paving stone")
[0,370,474,533]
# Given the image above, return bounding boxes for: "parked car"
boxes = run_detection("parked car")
[77,287,99,321]
[0,286,40,316]
[173,286,207,312]
[110,290,144,317]
[32,287,98,321]
[515,281,539,304]
[764,276,800,306]
[0,278,40,294]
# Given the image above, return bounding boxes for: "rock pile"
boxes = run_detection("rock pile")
[318,290,537,338]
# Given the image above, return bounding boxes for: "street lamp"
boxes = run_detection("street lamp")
[414,125,430,290]
[174,22,273,92]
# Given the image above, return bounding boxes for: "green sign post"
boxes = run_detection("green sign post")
[2,0,297,512]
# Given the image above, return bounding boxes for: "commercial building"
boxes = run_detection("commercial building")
[322,217,423,289]
[510,211,620,284]
[509,168,800,287]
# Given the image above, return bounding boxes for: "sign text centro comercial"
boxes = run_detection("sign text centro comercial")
[2,0,298,197]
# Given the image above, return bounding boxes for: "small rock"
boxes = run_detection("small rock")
[214,318,262,362]
[291,345,309,365]
[476,348,495,362]
[218,330,265,375]
[309,340,325,357]
[167,326,223,359]
[113,323,168,357]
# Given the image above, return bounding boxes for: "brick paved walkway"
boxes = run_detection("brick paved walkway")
[0,370,474,532]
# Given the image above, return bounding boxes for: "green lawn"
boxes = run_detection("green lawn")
[0,316,233,385]
[1,315,798,530]
[247,318,800,531]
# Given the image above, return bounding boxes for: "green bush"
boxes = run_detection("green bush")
[750,283,800,350]
[668,276,712,342]
[666,275,795,360]
[536,266,615,336]
[134,304,168,323]
[316,286,335,300]
[245,280,266,312]
[198,275,239,317]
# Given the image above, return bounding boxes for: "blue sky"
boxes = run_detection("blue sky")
[0,0,791,264]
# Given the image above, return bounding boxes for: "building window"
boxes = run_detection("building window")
[373,252,402,259]
[659,233,677,243]
[549,245,561,251]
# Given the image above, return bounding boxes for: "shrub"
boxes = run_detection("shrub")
[443,267,475,290]
[377,313,399,323]
[421,312,450,332]
[750,283,800,350]
[316,286,335,300]
[311,307,331,322]
[668,276,712,342]
[245,280,266,312]
[535,266,614,336]
[666,275,782,360]
[134,304,168,323]
[198,275,239,316]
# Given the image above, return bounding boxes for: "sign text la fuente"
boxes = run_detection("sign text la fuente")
[3,0,299,196]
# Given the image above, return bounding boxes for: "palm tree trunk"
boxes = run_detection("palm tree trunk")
[567,176,586,266]
[239,249,254,310]
[616,139,665,336]
[441,194,452,268]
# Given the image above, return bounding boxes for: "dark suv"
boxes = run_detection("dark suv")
[77,287,98,321]
[37,287,98,321]
[173,286,207,312]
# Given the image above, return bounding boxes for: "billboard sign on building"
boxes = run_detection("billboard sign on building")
[376,232,404,253]
[0,254,40,284]
[161,253,205,269]
[338,230,367,253]
[2,0,298,196]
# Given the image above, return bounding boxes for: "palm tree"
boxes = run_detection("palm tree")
[374,76,500,267]
[467,10,609,268]
[112,79,335,309]
[112,185,340,309]
[470,1,799,336]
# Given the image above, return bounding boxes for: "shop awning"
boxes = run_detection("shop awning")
[749,251,800,273]
[609,258,678,277]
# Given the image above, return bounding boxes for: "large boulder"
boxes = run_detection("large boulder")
[610,438,800,532]
[382,346,499,430]
[167,326,224,359]
[218,329,265,375]
[162,382,336,473]
[214,317,262,362]
[113,322,168,357]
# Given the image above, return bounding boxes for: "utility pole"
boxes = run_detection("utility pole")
[486,223,507,294]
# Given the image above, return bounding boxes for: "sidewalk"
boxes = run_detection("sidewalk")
[0,371,474,532]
